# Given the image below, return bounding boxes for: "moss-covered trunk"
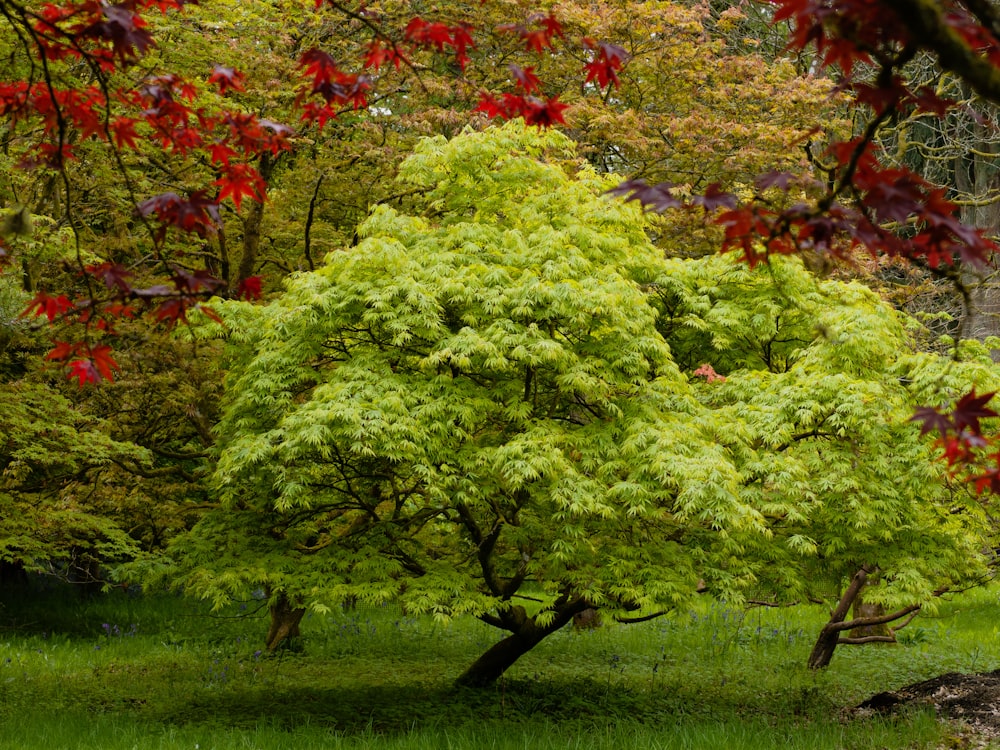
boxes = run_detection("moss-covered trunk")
[265,591,306,651]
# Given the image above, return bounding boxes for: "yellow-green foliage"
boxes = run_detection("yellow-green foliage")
[164,122,998,632]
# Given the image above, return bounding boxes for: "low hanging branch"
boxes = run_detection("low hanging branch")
[808,565,948,669]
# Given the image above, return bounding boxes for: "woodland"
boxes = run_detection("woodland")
[5,0,1000,745]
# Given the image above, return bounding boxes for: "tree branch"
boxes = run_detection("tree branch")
[885,0,1000,106]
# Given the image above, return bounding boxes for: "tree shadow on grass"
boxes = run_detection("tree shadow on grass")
[151,678,681,733]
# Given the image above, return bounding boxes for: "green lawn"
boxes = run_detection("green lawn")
[1,584,997,749]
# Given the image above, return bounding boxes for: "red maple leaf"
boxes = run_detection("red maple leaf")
[536,13,563,40]
[85,262,133,292]
[89,345,120,381]
[137,191,221,238]
[607,179,683,212]
[172,267,225,295]
[208,64,245,94]
[206,140,238,165]
[65,344,120,386]
[500,13,563,53]
[214,163,266,210]
[474,92,514,120]
[520,95,569,127]
[154,297,195,328]
[363,40,406,71]
[23,292,75,322]
[952,390,998,436]
[69,359,103,387]
[691,183,738,213]
[299,48,341,86]
[409,19,451,50]
[521,30,553,54]
[80,5,155,65]
[508,64,541,94]
[108,116,141,150]
[45,340,82,362]
[911,405,955,438]
[582,40,629,89]
[238,275,263,300]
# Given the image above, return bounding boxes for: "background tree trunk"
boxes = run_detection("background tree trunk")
[265,591,305,651]
[955,104,1000,356]
[849,583,890,640]
[235,152,275,292]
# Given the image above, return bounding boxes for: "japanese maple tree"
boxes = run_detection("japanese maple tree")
[152,123,997,683]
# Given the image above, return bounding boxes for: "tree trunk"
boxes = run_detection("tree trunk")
[455,631,546,688]
[265,591,305,651]
[808,565,870,670]
[955,105,1000,357]
[808,627,840,671]
[455,598,591,688]
[809,565,930,669]
[573,608,602,630]
[235,152,275,291]
[849,592,889,640]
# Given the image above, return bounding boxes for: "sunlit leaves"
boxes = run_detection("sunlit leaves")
[656,251,999,607]
[185,123,750,632]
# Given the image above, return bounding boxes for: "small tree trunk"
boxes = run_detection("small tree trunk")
[265,591,306,651]
[850,594,889,640]
[808,565,870,670]
[573,608,602,630]
[235,152,274,291]
[808,622,844,671]
[808,566,931,669]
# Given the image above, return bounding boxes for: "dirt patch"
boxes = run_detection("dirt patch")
[857,670,1000,741]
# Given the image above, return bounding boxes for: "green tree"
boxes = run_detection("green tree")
[652,253,999,667]
[158,122,997,683]
[161,121,756,682]
[0,274,148,588]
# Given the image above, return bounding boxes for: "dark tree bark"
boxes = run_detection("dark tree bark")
[809,566,872,670]
[455,631,547,688]
[265,590,306,651]
[0,561,28,590]
[455,598,591,688]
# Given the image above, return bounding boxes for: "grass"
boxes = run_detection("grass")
[1,583,998,749]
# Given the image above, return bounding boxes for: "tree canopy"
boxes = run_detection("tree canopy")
[155,122,998,685]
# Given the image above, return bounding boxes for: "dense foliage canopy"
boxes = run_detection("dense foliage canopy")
[152,123,999,684]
